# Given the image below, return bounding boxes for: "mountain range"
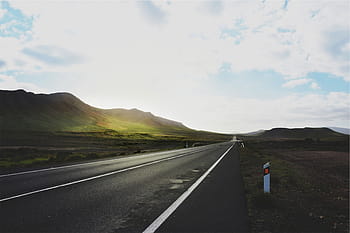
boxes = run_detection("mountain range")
[0,89,190,134]
[240,127,348,141]
[254,127,344,139]
[0,89,348,140]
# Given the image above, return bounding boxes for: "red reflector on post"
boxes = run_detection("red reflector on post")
[263,162,270,193]
[264,168,270,175]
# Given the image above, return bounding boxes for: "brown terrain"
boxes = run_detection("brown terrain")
[239,129,349,233]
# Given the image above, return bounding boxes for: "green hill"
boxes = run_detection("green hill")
[0,89,191,134]
[0,90,233,168]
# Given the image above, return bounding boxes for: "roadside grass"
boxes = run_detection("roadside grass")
[239,138,349,233]
[0,130,231,170]
[0,156,50,167]
[0,148,156,170]
[0,149,143,170]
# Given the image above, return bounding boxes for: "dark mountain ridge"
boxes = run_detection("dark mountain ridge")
[254,127,345,139]
[0,89,188,133]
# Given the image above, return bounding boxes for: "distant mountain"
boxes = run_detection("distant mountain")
[242,129,265,136]
[0,89,190,134]
[328,127,350,135]
[256,127,344,139]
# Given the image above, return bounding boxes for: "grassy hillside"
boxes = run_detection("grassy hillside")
[0,89,232,169]
[0,89,192,134]
[0,90,103,131]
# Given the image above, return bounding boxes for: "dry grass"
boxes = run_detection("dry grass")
[239,139,349,233]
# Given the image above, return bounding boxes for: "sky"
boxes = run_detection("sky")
[0,0,349,133]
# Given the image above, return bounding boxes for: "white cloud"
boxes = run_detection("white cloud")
[310,82,320,90]
[0,8,7,18]
[137,1,167,24]
[282,78,312,88]
[5,0,348,81]
[1,1,349,132]
[22,45,84,66]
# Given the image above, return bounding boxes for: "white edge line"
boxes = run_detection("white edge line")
[142,144,234,233]
[0,148,210,203]
[0,147,210,178]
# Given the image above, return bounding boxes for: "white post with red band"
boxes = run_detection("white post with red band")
[263,162,270,193]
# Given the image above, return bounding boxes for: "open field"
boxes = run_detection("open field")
[239,137,349,232]
[0,130,232,171]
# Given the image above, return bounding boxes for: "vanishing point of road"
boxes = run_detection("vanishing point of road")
[0,141,249,233]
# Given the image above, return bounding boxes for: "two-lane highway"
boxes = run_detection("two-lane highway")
[0,144,223,201]
[0,141,248,233]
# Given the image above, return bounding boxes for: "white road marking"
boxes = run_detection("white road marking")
[0,148,212,202]
[0,147,207,178]
[142,144,234,233]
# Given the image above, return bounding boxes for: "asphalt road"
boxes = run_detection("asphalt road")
[154,142,249,233]
[0,141,248,233]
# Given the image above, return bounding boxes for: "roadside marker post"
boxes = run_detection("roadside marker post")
[263,162,270,193]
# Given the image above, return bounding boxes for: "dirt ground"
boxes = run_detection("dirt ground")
[239,139,349,233]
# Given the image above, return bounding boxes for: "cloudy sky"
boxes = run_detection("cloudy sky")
[0,0,349,133]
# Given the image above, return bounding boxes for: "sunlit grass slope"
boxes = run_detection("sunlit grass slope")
[0,89,208,136]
